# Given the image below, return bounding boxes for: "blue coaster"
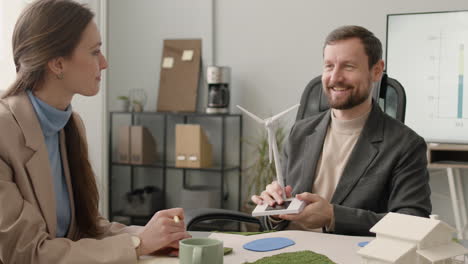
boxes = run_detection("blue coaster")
[243,237,295,252]
[358,241,369,247]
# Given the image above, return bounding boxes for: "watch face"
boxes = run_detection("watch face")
[131,236,141,248]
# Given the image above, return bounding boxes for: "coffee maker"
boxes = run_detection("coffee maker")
[206,66,230,114]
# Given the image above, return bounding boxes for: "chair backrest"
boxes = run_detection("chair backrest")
[295,73,406,123]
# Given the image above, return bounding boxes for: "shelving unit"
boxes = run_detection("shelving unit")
[108,111,242,225]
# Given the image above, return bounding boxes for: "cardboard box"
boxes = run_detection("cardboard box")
[117,126,131,163]
[175,124,212,168]
[157,39,202,112]
[130,126,157,165]
[117,126,157,165]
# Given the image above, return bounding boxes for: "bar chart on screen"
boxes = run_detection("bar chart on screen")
[387,11,468,143]
[427,32,468,120]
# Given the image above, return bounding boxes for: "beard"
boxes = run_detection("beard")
[323,78,373,110]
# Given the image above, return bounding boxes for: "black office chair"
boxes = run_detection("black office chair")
[185,72,406,232]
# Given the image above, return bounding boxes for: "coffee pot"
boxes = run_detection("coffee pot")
[206,66,230,114]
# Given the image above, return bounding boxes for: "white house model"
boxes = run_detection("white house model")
[358,213,468,264]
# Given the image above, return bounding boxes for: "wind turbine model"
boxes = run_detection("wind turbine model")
[237,104,306,217]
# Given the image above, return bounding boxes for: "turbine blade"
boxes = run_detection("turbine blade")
[236,105,265,124]
[270,104,300,122]
[267,129,273,163]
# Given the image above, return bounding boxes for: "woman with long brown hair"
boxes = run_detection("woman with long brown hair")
[0,0,190,263]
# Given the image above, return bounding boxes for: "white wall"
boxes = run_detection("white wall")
[72,0,109,217]
[107,0,468,224]
[107,0,213,112]
[0,1,28,91]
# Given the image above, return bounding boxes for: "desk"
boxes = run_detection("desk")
[138,231,371,263]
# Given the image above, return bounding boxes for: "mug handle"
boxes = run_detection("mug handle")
[192,247,202,264]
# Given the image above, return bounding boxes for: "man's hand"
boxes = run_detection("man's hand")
[278,193,334,229]
[251,181,292,206]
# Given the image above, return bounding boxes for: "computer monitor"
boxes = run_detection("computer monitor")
[386,10,468,143]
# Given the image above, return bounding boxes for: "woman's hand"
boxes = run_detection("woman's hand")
[136,208,191,256]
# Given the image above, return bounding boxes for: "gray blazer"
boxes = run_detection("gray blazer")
[263,102,432,236]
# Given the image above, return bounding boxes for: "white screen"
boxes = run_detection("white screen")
[387,11,468,143]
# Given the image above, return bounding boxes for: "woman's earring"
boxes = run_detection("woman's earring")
[56,72,64,80]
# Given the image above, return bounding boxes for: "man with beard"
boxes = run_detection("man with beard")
[251,25,431,236]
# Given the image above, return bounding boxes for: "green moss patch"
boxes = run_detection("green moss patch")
[244,250,336,264]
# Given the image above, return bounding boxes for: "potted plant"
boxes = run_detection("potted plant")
[129,88,147,112]
[132,100,143,112]
[117,95,130,112]
[242,125,286,213]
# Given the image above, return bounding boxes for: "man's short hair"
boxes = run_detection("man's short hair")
[324,25,382,68]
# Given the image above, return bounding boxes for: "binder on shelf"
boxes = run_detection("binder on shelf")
[175,124,212,168]
[117,125,157,165]
[118,126,131,163]
[130,126,157,165]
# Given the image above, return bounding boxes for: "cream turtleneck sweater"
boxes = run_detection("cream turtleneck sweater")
[286,108,371,231]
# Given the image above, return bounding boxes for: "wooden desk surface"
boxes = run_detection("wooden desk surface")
[138,231,371,264]
[211,231,371,263]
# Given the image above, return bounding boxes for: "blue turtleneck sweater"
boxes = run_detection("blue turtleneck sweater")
[27,91,72,238]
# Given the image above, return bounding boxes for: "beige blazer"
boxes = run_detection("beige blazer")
[0,93,141,264]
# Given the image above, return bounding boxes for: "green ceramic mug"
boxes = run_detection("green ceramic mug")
[179,238,223,264]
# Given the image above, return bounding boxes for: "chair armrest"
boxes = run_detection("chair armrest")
[185,208,264,231]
